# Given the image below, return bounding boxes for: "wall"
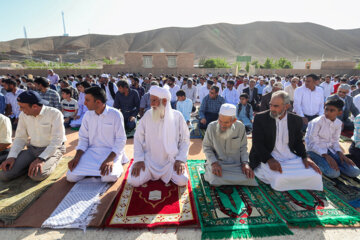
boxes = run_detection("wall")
[255,69,360,76]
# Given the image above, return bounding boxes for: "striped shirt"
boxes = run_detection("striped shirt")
[61,98,79,118]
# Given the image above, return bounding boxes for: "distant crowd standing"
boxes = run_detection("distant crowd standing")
[0,70,359,193]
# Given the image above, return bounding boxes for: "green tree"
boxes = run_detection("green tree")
[251,60,259,69]
[103,57,116,65]
[245,61,250,72]
[275,57,293,69]
[356,63,360,70]
[262,58,274,69]
[203,58,231,68]
[203,59,216,68]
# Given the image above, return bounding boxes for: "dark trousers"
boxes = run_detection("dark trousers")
[343,119,355,132]
[349,142,360,168]
[199,112,219,129]
[0,149,9,164]
[123,113,136,132]
[303,114,319,132]
[171,101,177,109]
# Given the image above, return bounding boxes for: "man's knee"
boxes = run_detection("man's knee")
[66,171,84,182]
[101,174,119,182]
[323,169,340,179]
[0,171,12,182]
[172,174,188,186]
[30,173,50,182]
[344,167,360,178]
[127,175,144,187]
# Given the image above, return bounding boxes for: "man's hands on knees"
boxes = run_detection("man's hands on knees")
[100,159,114,176]
[131,161,145,177]
[338,152,356,166]
[174,160,186,175]
[303,157,322,174]
[0,158,16,171]
[200,118,206,125]
[68,157,80,171]
[241,163,255,179]
[322,154,339,171]
[28,158,44,177]
[267,158,282,173]
[211,162,222,177]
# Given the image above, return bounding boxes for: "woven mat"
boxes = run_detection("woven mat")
[323,175,360,208]
[0,156,71,224]
[106,161,198,228]
[188,160,293,239]
[258,180,360,227]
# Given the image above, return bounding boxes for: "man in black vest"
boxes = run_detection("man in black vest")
[243,79,260,111]
[249,90,322,191]
[99,74,117,106]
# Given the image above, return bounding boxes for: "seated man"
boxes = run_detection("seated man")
[0,91,66,181]
[203,104,257,186]
[139,81,158,118]
[176,89,193,127]
[67,87,128,182]
[199,85,225,129]
[0,114,12,163]
[327,84,359,131]
[349,114,360,167]
[128,86,190,187]
[306,100,360,178]
[113,80,140,132]
[250,91,322,191]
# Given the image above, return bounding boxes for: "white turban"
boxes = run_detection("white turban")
[149,86,177,160]
[100,74,109,78]
[219,104,236,117]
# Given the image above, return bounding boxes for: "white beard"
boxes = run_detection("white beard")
[216,122,235,140]
[151,103,165,122]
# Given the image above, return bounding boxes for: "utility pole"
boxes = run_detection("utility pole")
[62,11,69,36]
[23,26,32,60]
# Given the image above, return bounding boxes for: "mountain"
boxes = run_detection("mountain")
[0,21,359,63]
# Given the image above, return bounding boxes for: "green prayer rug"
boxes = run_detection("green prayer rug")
[0,156,71,224]
[323,175,360,208]
[188,160,293,239]
[258,180,360,228]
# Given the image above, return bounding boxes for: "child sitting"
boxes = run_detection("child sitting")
[305,99,360,178]
[61,88,78,128]
[176,89,193,128]
[236,93,253,134]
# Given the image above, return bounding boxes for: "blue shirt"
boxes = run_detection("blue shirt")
[0,93,5,114]
[113,88,140,117]
[236,104,253,128]
[354,114,360,148]
[176,98,193,122]
[255,84,266,95]
[199,95,225,119]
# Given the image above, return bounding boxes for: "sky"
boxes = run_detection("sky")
[0,0,359,42]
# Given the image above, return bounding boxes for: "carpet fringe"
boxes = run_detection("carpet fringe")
[202,224,293,239]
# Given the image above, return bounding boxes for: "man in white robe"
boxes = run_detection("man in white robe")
[128,86,190,187]
[67,87,128,182]
[250,91,323,191]
[203,104,257,186]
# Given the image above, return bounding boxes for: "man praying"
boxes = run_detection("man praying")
[128,86,190,187]
[67,87,128,182]
[250,91,323,191]
[203,104,257,186]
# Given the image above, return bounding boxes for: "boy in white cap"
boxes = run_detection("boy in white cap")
[202,103,257,186]
[128,86,190,187]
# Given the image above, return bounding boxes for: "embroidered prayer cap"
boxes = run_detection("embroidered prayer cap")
[100,74,109,78]
[273,82,283,89]
[149,86,171,100]
[219,103,236,117]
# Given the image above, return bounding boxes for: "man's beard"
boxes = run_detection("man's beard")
[270,109,286,119]
[151,103,165,122]
[216,122,235,140]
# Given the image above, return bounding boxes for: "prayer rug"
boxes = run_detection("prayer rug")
[0,156,71,224]
[106,162,198,228]
[323,175,360,208]
[258,180,360,227]
[190,119,205,139]
[341,130,353,140]
[42,178,109,230]
[188,160,293,239]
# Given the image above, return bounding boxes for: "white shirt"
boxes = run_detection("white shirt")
[47,74,60,85]
[0,114,12,144]
[133,109,190,183]
[198,86,210,103]
[5,88,25,118]
[284,85,297,101]
[305,115,342,156]
[320,81,334,99]
[77,106,127,162]
[168,85,180,102]
[354,94,360,112]
[104,82,118,106]
[196,83,205,102]
[182,85,197,103]
[8,106,66,160]
[236,83,248,95]
[222,88,239,106]
[271,114,298,161]
[293,86,324,117]
[262,85,273,95]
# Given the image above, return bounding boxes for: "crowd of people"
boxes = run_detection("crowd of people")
[0,70,359,193]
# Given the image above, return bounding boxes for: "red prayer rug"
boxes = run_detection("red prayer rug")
[106,162,198,228]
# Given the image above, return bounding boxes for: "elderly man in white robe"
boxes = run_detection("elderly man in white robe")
[67,87,128,182]
[128,86,190,187]
[203,104,257,186]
